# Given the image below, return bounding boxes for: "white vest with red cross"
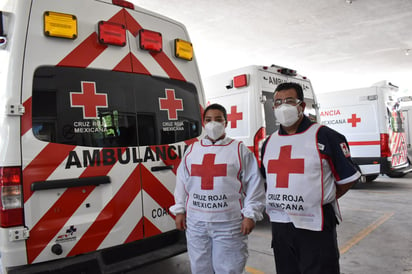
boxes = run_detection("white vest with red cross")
[183,138,244,222]
[264,123,327,231]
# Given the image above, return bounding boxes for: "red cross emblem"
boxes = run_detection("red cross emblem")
[70,81,108,119]
[227,105,243,128]
[347,113,361,127]
[159,89,184,120]
[191,154,227,190]
[267,145,304,188]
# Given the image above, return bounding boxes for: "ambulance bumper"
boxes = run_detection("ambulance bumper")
[381,157,412,177]
[7,230,186,274]
[354,156,412,176]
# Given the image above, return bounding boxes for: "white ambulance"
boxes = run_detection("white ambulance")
[0,0,205,273]
[203,65,320,164]
[317,81,412,182]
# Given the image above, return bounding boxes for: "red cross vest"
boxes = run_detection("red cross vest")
[183,139,243,222]
[263,123,326,231]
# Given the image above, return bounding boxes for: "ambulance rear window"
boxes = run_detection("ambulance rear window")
[31,66,201,147]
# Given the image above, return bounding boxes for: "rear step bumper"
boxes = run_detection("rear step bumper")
[8,230,186,274]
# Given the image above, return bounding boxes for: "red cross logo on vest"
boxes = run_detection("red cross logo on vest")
[227,105,243,128]
[267,145,304,188]
[347,113,361,127]
[159,89,184,120]
[191,154,227,190]
[70,81,108,119]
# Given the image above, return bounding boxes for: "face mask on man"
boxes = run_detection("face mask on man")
[205,121,225,140]
[274,104,301,127]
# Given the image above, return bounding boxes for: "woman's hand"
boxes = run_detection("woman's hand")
[241,217,255,235]
[175,213,187,231]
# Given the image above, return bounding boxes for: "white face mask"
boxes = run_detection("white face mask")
[274,104,301,127]
[205,121,225,140]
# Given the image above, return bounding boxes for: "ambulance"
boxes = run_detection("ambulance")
[317,81,412,182]
[0,0,205,273]
[203,65,320,164]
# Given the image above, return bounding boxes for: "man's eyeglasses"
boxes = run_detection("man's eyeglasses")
[273,97,301,108]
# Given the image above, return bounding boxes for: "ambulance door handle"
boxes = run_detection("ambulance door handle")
[151,165,173,172]
[31,176,111,191]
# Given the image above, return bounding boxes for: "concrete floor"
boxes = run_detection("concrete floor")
[127,172,412,274]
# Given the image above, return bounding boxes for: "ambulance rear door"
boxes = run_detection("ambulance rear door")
[21,0,202,266]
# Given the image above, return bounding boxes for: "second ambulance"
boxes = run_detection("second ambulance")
[203,64,320,165]
[318,81,412,182]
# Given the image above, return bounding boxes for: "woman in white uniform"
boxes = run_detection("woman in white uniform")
[170,103,266,274]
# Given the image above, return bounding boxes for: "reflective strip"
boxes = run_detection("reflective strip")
[348,141,380,146]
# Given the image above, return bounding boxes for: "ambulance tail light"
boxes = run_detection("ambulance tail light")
[139,29,162,52]
[0,167,23,227]
[254,127,266,167]
[98,21,126,47]
[112,0,134,9]
[233,74,249,88]
[380,133,392,157]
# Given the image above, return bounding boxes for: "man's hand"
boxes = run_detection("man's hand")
[175,213,187,231]
[336,181,356,199]
[241,217,255,235]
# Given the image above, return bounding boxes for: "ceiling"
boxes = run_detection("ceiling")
[132,0,412,94]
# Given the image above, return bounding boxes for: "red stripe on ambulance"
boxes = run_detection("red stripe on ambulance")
[141,217,162,238]
[124,8,142,36]
[113,53,134,73]
[141,165,175,213]
[124,219,144,243]
[129,53,151,75]
[150,51,186,81]
[58,33,107,68]
[67,165,141,256]
[348,141,380,146]
[23,144,76,202]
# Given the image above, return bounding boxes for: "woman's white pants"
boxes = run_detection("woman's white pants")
[186,218,248,274]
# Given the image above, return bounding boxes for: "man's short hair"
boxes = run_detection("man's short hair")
[275,82,304,101]
[203,103,227,121]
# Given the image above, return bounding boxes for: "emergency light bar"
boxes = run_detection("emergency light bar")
[175,39,193,61]
[139,29,162,52]
[44,11,77,39]
[278,68,297,76]
[112,0,134,9]
[98,21,126,47]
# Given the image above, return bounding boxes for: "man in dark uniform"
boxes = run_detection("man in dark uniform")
[261,82,360,274]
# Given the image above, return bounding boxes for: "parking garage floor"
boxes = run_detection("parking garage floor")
[127,172,412,274]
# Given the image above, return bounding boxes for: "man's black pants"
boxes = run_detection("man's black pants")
[271,204,340,274]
